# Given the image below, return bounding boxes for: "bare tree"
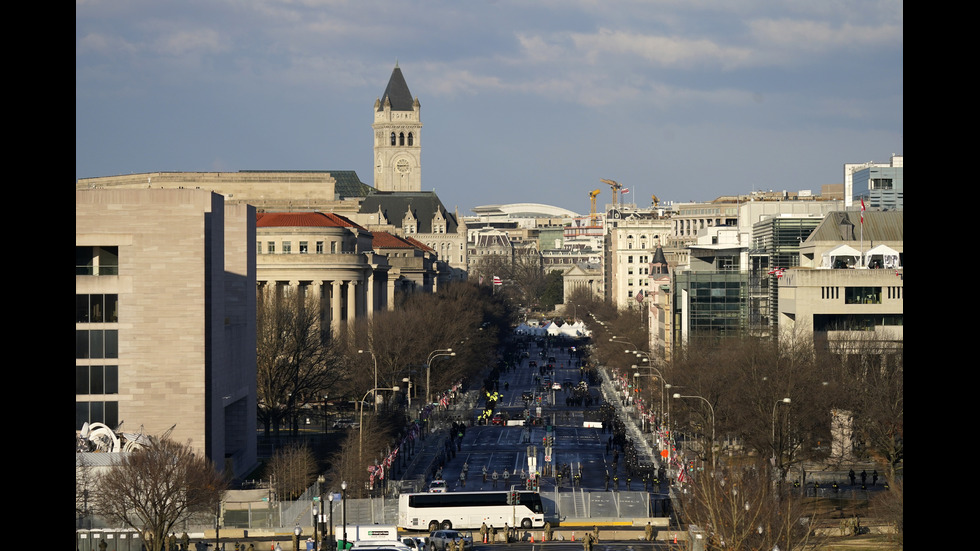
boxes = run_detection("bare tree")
[675,459,824,551]
[268,443,318,500]
[257,292,347,437]
[92,438,227,551]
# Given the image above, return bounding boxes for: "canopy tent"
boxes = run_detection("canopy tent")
[865,244,901,269]
[820,244,862,269]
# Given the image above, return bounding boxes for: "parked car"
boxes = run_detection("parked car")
[428,530,473,551]
[491,413,505,426]
[551,382,562,390]
[428,479,447,493]
[402,537,428,550]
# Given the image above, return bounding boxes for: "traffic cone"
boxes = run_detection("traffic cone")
[673,534,678,544]
[572,533,575,542]
[530,534,534,543]
[542,532,546,542]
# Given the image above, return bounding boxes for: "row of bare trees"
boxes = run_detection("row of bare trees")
[574,288,903,548]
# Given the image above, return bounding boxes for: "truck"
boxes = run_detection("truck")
[334,525,399,549]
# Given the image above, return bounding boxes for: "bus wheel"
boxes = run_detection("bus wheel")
[428,521,440,532]
[441,520,453,530]
[521,518,532,529]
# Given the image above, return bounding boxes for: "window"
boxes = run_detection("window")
[299,241,308,254]
[76,294,118,323]
[76,365,118,395]
[76,246,118,275]
[391,132,396,145]
[408,132,414,146]
[283,241,292,254]
[76,400,118,431]
[316,241,324,254]
[268,241,275,254]
[399,132,405,146]
[257,241,262,255]
[845,287,882,304]
[76,330,119,359]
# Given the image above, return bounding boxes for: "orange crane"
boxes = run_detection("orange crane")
[600,178,622,209]
[589,189,601,225]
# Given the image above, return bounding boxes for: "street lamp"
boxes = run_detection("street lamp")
[327,492,335,551]
[341,481,348,550]
[772,398,791,462]
[359,386,400,464]
[425,348,455,404]
[673,393,716,471]
[402,377,413,409]
[358,350,378,412]
[316,475,326,550]
[632,363,668,430]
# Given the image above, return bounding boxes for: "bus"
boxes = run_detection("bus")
[398,490,545,532]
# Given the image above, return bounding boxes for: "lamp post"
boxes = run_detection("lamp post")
[402,377,413,409]
[358,350,378,412]
[673,393,716,471]
[425,348,455,404]
[316,474,326,550]
[293,525,302,551]
[341,481,348,550]
[631,362,668,430]
[772,398,791,463]
[327,492,334,551]
[359,386,400,464]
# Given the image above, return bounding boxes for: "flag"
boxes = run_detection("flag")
[860,199,865,224]
[621,188,630,194]
[493,276,502,286]
[635,290,644,303]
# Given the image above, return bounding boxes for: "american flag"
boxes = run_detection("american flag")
[493,276,502,285]
[621,188,630,194]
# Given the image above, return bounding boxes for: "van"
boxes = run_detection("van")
[351,541,411,551]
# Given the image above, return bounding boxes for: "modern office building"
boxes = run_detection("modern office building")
[76,188,258,478]
[843,154,903,209]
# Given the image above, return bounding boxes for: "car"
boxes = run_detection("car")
[491,413,505,426]
[528,360,537,368]
[402,537,428,550]
[427,530,473,551]
[428,479,447,493]
[352,542,411,551]
[548,356,556,364]
[332,418,360,429]
[551,382,562,390]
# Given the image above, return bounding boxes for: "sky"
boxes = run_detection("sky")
[76,0,903,216]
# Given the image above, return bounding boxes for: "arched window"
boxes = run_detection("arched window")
[407,132,414,146]
[390,132,396,146]
[399,132,405,146]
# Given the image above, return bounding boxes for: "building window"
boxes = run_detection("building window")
[408,132,414,146]
[399,132,405,146]
[76,330,119,359]
[76,365,119,395]
[268,241,275,254]
[76,400,118,431]
[76,246,119,276]
[283,241,292,254]
[845,287,882,304]
[391,132,396,146]
[257,241,262,255]
[299,241,309,254]
[76,294,119,323]
[316,241,324,254]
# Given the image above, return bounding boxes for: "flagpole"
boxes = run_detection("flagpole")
[860,200,865,267]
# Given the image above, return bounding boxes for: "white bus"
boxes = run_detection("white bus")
[398,490,545,532]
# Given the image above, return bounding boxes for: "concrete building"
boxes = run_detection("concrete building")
[604,211,673,310]
[76,188,257,478]
[777,210,903,352]
[255,212,393,336]
[843,154,903,209]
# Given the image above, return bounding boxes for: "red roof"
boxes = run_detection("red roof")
[403,235,434,253]
[256,212,364,229]
[372,231,417,249]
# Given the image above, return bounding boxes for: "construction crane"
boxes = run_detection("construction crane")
[589,189,601,225]
[651,194,660,208]
[600,178,622,209]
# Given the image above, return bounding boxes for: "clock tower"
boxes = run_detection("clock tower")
[373,63,422,192]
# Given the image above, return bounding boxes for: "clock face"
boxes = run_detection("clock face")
[396,159,411,174]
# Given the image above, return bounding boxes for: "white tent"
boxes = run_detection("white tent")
[820,244,862,269]
[865,244,901,269]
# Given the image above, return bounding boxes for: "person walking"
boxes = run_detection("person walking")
[492,470,499,488]
[592,525,600,543]
[644,522,653,541]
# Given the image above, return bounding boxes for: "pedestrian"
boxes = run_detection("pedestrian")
[99,539,108,551]
[644,521,653,541]
[182,533,191,551]
[490,525,496,544]
[248,545,255,551]
[872,470,878,486]
[592,525,600,543]
[860,470,867,485]
[460,471,466,488]
[492,470,499,488]
[504,523,510,543]
[848,469,856,486]
[480,523,488,543]
[503,469,510,486]
[544,522,552,542]
[483,466,488,484]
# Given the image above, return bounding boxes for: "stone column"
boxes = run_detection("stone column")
[347,280,359,323]
[331,280,343,336]
[387,277,396,311]
[366,271,375,318]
